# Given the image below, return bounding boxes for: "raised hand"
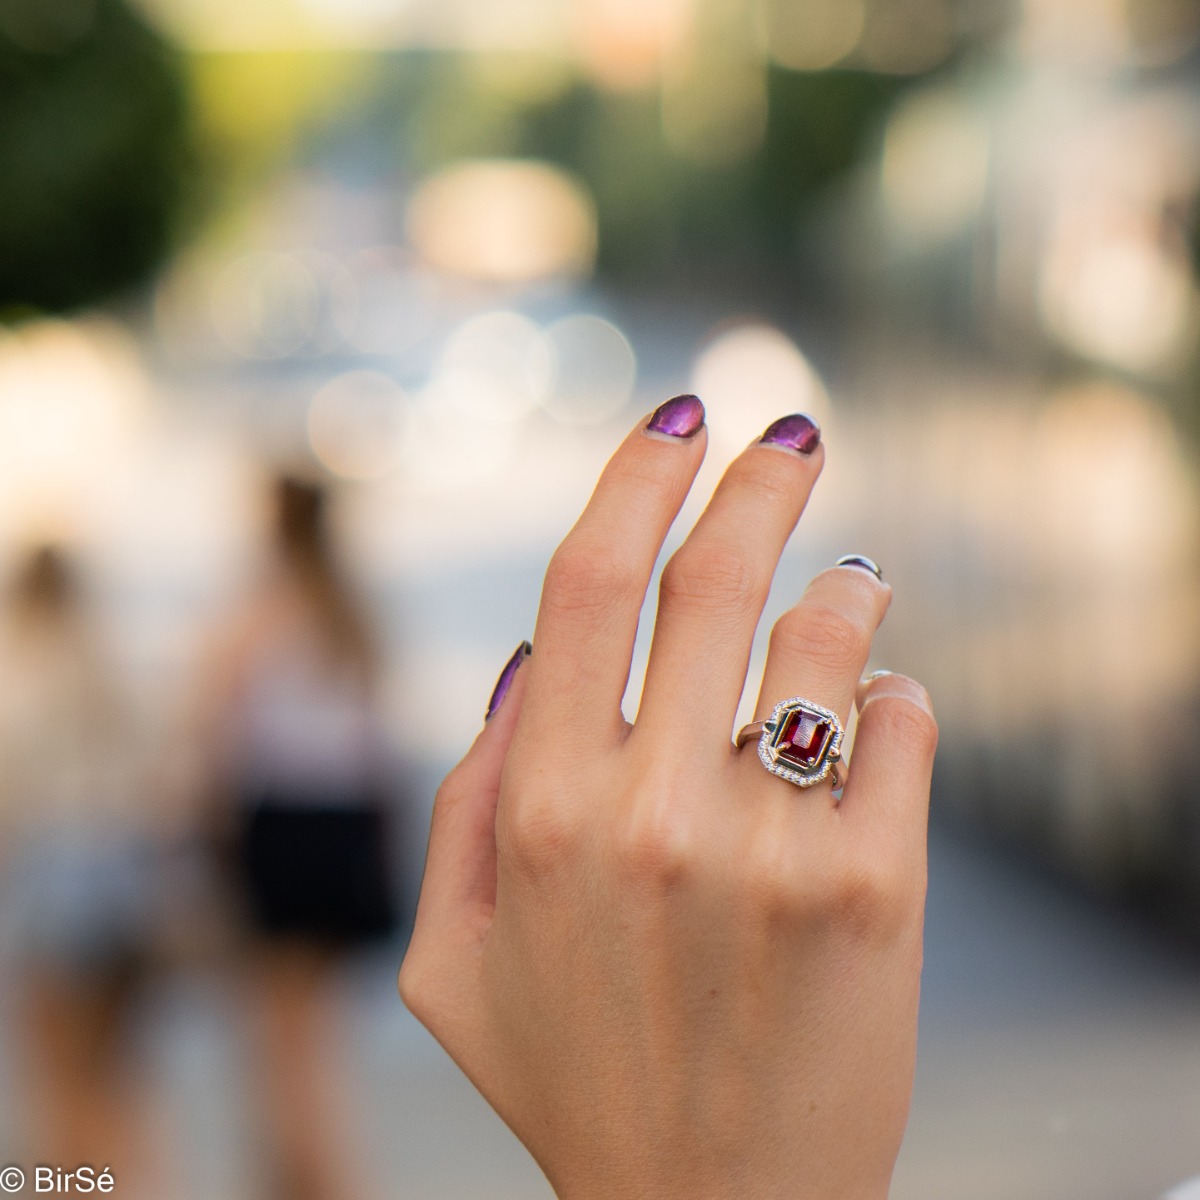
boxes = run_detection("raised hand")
[400,395,937,1200]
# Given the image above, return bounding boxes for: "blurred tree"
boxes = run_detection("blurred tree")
[0,0,194,316]
[378,55,914,283]
[190,49,375,225]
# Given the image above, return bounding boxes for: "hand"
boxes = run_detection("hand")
[400,395,938,1200]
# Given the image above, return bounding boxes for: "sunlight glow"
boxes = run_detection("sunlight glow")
[406,160,597,284]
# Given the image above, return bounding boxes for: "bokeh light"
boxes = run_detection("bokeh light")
[402,386,520,493]
[882,86,990,243]
[343,247,438,358]
[541,314,637,427]
[433,310,554,424]
[1031,380,1196,570]
[406,159,598,283]
[690,323,830,454]
[756,0,866,71]
[1039,209,1198,375]
[661,56,768,167]
[210,250,357,358]
[307,369,411,480]
[1019,0,1129,65]
[857,0,957,74]
[576,0,692,89]
[0,318,146,541]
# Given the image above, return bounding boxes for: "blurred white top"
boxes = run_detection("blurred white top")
[0,611,143,837]
[226,608,378,804]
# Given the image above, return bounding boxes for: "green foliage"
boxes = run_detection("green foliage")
[0,0,195,315]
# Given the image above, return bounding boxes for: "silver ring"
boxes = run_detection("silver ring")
[834,553,883,581]
[736,697,846,789]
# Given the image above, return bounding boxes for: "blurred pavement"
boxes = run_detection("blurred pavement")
[363,822,1200,1200]
[897,826,1200,1200]
[4,805,1199,1199]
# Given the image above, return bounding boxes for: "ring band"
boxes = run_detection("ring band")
[834,553,883,581]
[734,721,771,746]
[737,697,846,789]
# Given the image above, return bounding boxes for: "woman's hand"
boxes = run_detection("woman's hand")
[400,396,937,1200]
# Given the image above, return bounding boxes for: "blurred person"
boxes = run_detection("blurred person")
[196,475,394,1200]
[400,395,938,1198]
[0,546,159,1191]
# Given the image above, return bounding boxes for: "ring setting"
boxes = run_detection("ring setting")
[736,697,845,789]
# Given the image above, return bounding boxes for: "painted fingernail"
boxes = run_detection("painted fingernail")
[486,640,532,721]
[836,554,883,581]
[758,413,821,455]
[645,394,705,439]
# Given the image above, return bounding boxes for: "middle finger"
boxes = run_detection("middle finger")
[635,414,824,751]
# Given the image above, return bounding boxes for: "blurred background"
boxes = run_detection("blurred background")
[1,0,1200,1197]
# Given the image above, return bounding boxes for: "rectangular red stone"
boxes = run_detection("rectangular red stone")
[776,709,831,769]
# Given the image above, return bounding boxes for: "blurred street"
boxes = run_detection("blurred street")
[4,1,1200,1196]
[369,822,1200,1200]
[901,826,1200,1200]
[5,818,1193,1200]
[361,820,1200,1200]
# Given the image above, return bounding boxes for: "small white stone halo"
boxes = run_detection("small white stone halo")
[736,696,846,789]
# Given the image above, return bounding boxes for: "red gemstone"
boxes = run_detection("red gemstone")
[775,708,832,769]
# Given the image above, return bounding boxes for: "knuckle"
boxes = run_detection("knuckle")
[868,696,940,760]
[615,804,695,887]
[541,543,641,625]
[826,848,918,938]
[398,949,463,1045]
[397,950,434,1024]
[496,800,581,880]
[431,770,468,819]
[740,833,805,918]
[829,858,895,931]
[608,451,682,497]
[726,451,801,507]
[771,604,865,676]
[660,543,763,616]
[734,827,925,936]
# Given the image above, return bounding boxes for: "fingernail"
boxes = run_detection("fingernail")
[861,673,935,716]
[836,554,883,581]
[645,394,705,439]
[758,413,821,455]
[486,641,531,721]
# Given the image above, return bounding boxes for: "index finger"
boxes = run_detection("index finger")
[519,395,708,752]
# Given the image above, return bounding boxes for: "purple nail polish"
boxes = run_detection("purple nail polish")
[835,554,883,581]
[759,413,821,455]
[486,641,531,721]
[645,394,705,439]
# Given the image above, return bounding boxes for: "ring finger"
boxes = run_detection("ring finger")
[743,557,892,791]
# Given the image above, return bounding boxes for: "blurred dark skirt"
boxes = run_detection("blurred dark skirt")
[237,798,396,948]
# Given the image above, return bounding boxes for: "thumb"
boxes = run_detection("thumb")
[404,641,530,961]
